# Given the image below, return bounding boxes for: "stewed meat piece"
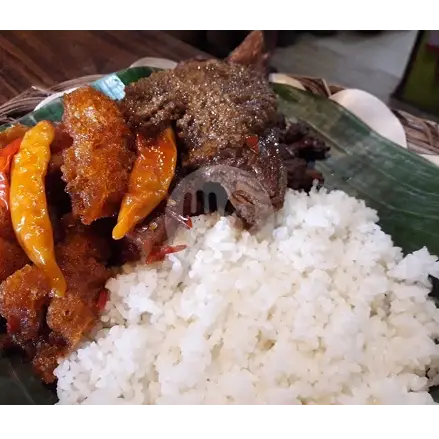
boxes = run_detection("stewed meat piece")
[121,59,284,227]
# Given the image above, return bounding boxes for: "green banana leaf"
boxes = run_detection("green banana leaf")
[1,67,439,405]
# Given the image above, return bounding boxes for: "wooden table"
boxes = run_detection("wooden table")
[0,31,206,104]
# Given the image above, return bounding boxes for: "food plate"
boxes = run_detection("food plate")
[328,88,408,149]
[34,87,79,111]
[1,65,439,405]
[129,57,178,70]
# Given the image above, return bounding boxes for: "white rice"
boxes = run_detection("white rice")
[55,188,439,404]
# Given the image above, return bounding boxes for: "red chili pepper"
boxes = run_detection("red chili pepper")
[97,290,109,312]
[146,244,188,264]
[245,135,259,153]
[0,137,23,210]
[168,208,193,229]
[184,217,193,229]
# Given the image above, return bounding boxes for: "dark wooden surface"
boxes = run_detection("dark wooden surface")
[0,30,206,104]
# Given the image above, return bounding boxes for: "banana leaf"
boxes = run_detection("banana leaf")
[1,67,439,405]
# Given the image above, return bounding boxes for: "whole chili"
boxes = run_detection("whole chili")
[10,121,67,297]
[112,127,177,240]
[0,137,23,210]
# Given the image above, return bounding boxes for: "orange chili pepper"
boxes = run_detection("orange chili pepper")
[112,127,177,240]
[10,121,67,297]
[0,137,23,210]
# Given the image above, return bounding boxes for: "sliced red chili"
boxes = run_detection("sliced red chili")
[146,244,188,264]
[245,135,259,153]
[97,290,109,312]
[168,209,193,229]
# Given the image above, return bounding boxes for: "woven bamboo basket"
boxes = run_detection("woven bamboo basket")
[1,73,439,160]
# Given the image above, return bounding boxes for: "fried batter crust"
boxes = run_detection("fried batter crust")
[0,265,49,342]
[62,86,135,224]
[0,218,111,382]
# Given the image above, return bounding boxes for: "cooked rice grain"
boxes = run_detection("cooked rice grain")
[55,189,439,404]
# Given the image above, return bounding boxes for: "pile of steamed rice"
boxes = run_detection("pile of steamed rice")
[55,188,439,404]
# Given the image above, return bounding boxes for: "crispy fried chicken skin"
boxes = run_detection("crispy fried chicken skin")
[62,86,135,224]
[0,217,111,382]
[0,265,49,343]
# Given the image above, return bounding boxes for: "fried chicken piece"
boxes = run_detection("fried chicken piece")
[57,214,112,267]
[228,30,270,74]
[46,293,97,349]
[0,265,50,342]
[45,217,111,353]
[41,221,111,380]
[62,86,135,224]
[32,332,67,383]
[47,123,73,176]
[0,216,112,383]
